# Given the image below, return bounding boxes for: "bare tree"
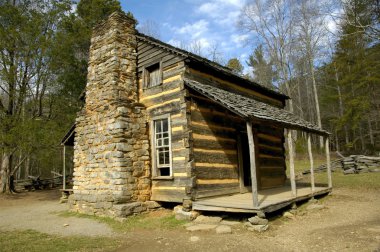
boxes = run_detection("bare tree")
[295,0,330,148]
[138,20,161,39]
[239,0,297,112]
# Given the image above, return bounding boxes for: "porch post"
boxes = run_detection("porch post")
[287,129,297,198]
[63,145,66,190]
[325,137,332,188]
[246,121,259,208]
[307,133,315,194]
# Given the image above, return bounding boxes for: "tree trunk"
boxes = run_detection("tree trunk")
[309,58,323,149]
[1,152,12,194]
[333,63,349,146]
[368,116,375,146]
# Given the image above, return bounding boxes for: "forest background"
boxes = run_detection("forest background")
[0,0,379,193]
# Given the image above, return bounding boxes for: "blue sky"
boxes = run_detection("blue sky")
[121,0,250,69]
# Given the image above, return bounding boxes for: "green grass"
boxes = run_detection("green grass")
[314,172,380,190]
[58,210,187,233]
[290,157,380,190]
[0,229,119,252]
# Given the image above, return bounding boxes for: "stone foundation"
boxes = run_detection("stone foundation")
[70,12,152,217]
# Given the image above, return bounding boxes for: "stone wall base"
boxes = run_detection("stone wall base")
[68,195,161,218]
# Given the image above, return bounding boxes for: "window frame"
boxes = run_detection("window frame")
[150,114,173,179]
[143,61,163,89]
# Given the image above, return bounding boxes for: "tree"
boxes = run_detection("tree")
[0,0,122,193]
[239,0,297,112]
[247,44,276,89]
[294,0,330,148]
[339,0,380,41]
[318,0,380,153]
[0,0,72,193]
[226,58,243,75]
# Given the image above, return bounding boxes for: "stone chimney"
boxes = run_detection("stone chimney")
[70,12,152,217]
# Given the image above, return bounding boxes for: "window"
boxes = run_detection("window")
[144,62,162,88]
[152,117,172,177]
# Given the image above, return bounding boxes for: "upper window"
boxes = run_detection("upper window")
[144,62,162,88]
[153,117,172,177]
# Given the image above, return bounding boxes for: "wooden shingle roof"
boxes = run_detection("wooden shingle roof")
[185,79,329,135]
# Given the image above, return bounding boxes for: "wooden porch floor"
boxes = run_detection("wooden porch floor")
[193,186,331,214]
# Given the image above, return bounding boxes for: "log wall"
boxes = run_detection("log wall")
[137,40,191,202]
[190,92,244,198]
[255,124,286,189]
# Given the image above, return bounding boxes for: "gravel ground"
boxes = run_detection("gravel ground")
[0,190,116,237]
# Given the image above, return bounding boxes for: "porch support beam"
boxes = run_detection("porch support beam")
[246,121,259,208]
[325,137,332,188]
[287,129,297,198]
[63,145,66,190]
[307,134,315,195]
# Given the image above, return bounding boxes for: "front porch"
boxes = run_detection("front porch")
[193,184,331,214]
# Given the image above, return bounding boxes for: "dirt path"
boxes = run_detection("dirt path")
[0,188,379,251]
[118,188,380,252]
[0,190,116,237]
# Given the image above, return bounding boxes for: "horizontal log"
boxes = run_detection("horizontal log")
[163,62,181,72]
[259,154,284,159]
[193,138,236,150]
[193,148,237,155]
[151,188,185,202]
[192,133,236,143]
[195,162,237,169]
[191,109,242,128]
[259,158,285,167]
[138,48,167,63]
[257,133,282,143]
[195,167,238,180]
[195,187,240,199]
[197,178,239,185]
[191,125,237,140]
[141,79,183,97]
[258,143,283,152]
[256,125,284,138]
[258,148,283,157]
[191,121,236,132]
[147,98,181,111]
[258,138,284,148]
[152,179,189,188]
[194,151,238,165]
[140,87,181,102]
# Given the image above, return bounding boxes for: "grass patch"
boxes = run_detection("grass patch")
[59,210,187,233]
[315,172,380,190]
[290,157,380,190]
[0,229,119,252]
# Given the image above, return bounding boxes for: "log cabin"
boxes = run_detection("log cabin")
[62,11,332,218]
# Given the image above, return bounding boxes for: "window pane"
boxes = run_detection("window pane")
[163,119,168,131]
[164,149,169,164]
[157,139,162,147]
[164,138,169,145]
[155,121,161,133]
[158,150,164,165]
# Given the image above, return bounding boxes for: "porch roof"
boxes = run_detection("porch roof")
[184,79,329,136]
